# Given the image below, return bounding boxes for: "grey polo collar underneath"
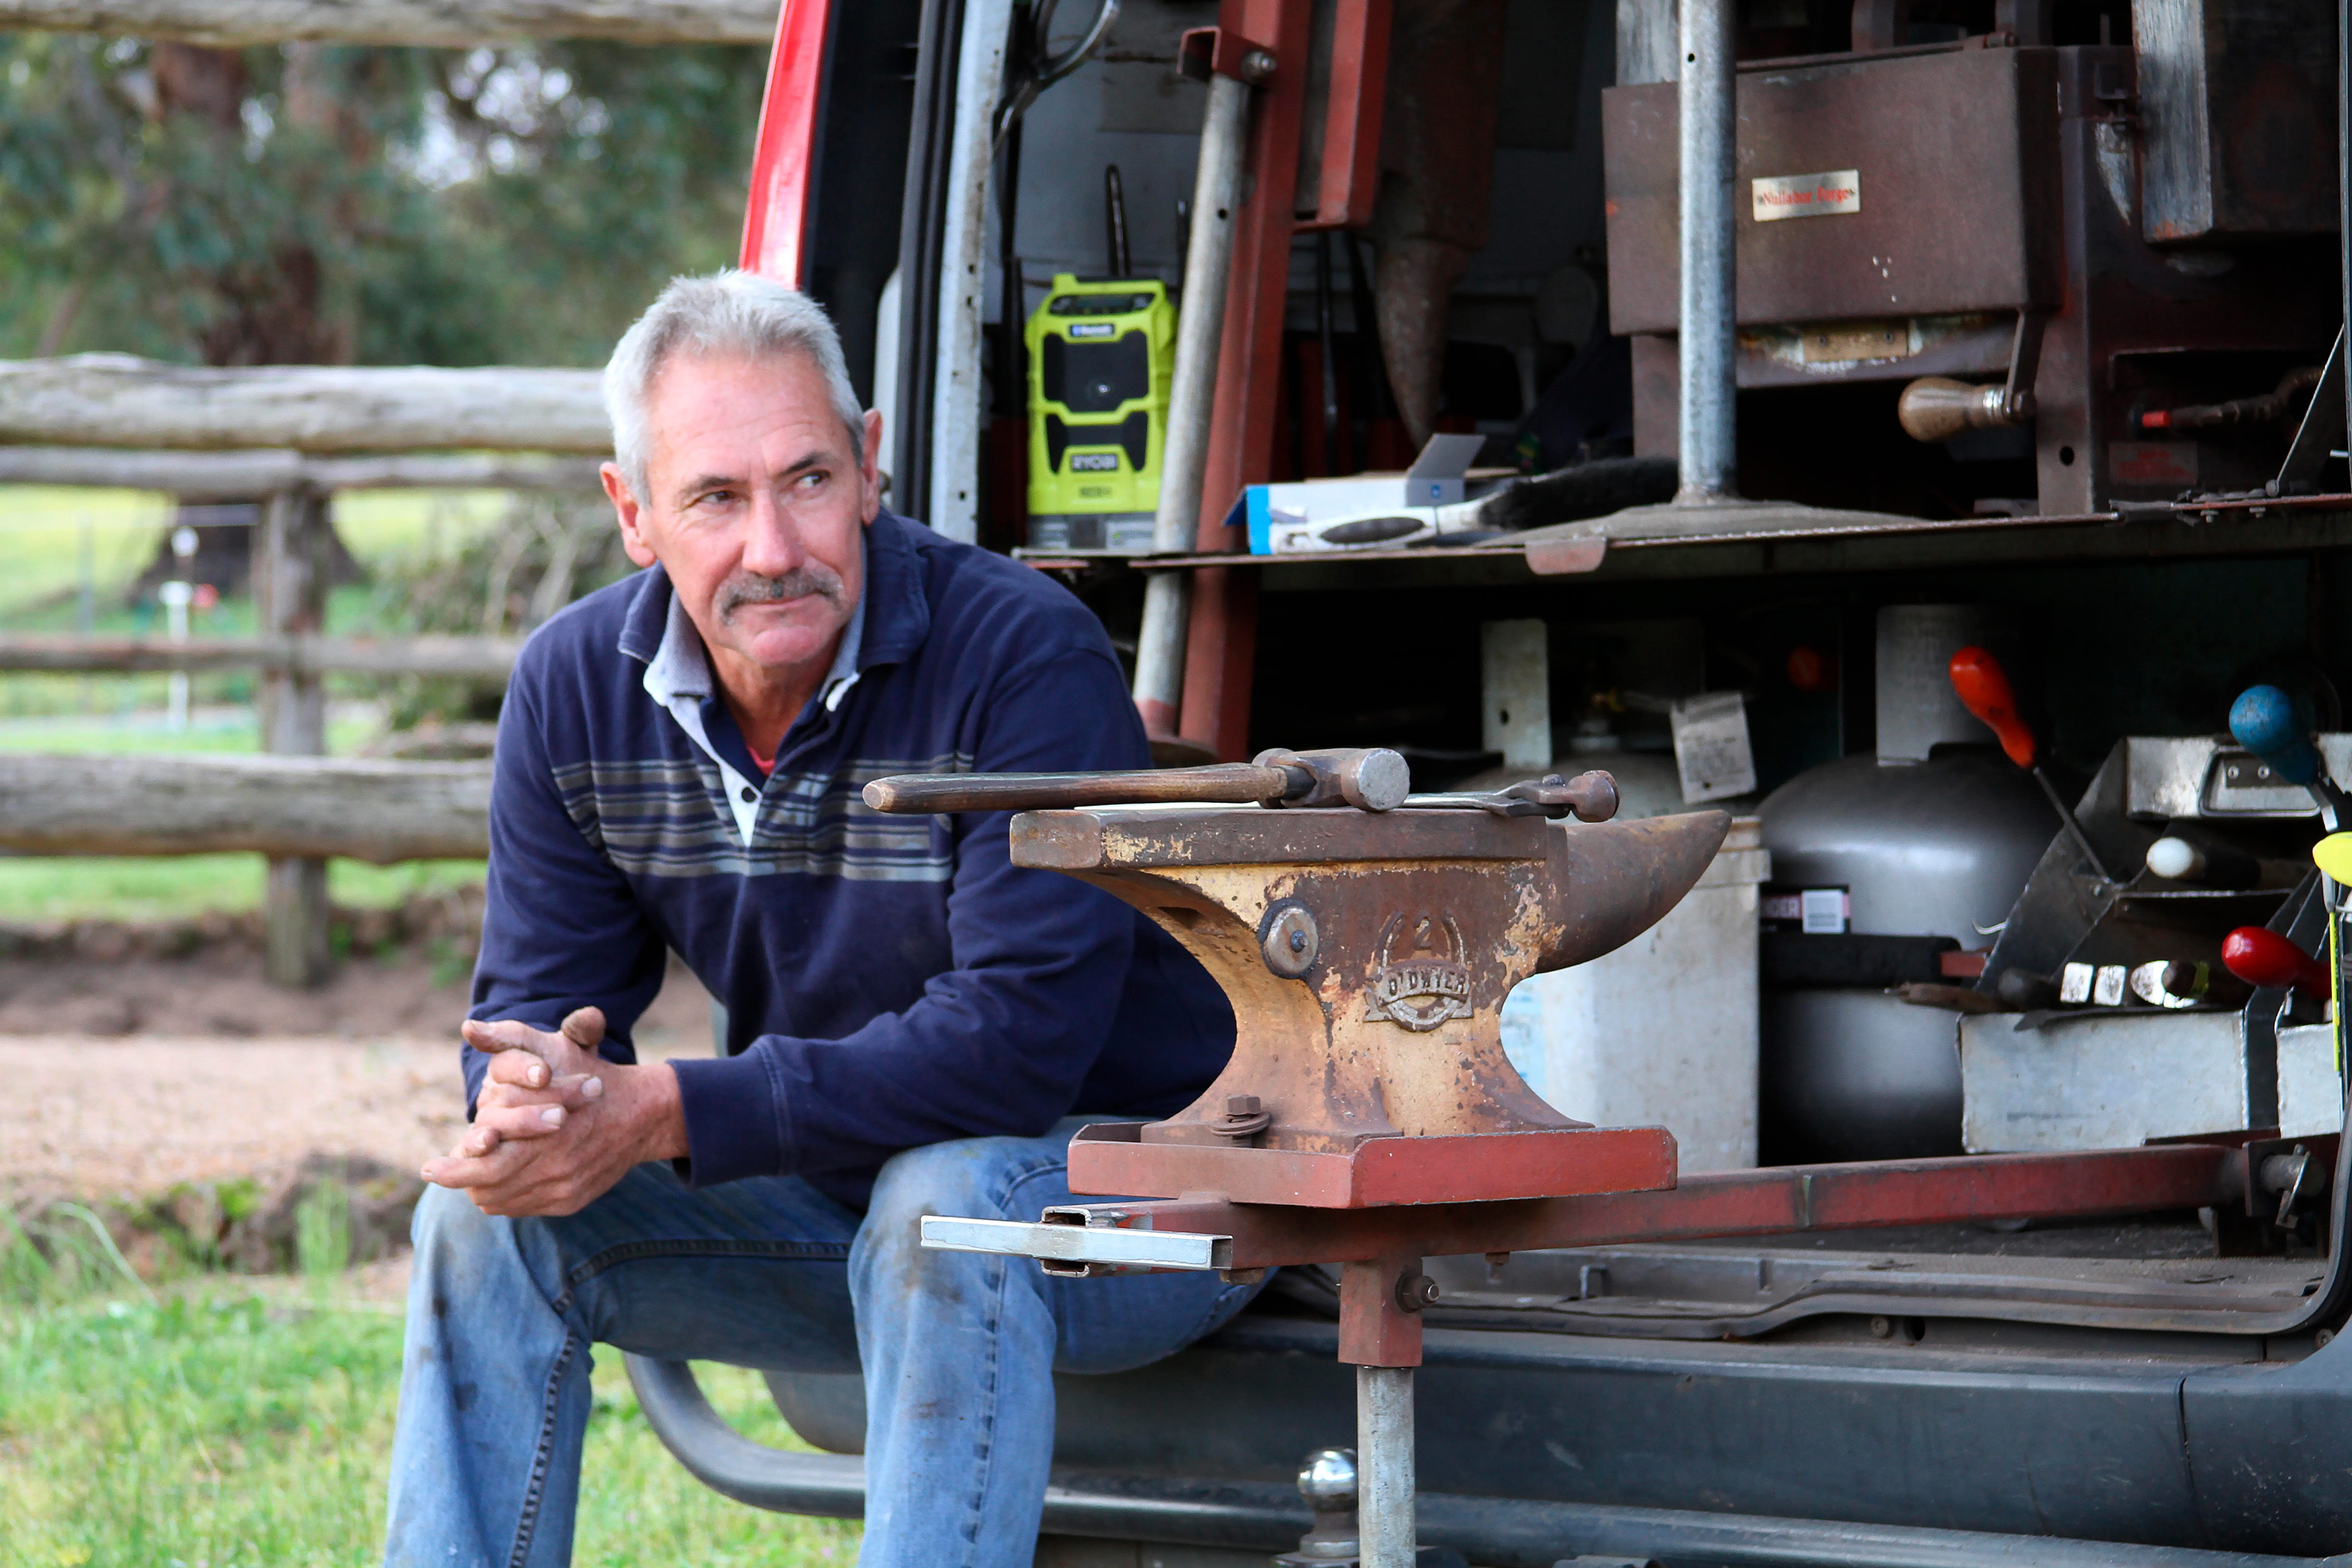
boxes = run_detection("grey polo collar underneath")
[640,552,868,845]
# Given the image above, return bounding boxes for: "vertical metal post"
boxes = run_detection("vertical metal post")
[927,0,1013,543]
[1134,66,1253,738]
[255,485,331,989]
[1356,1364,1416,1567]
[1675,0,1738,503]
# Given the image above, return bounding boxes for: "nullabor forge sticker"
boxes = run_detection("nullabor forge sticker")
[1752,170,1861,221]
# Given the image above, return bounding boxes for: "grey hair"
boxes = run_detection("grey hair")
[603,269,866,503]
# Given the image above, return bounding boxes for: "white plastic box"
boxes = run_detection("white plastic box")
[1500,818,1770,1172]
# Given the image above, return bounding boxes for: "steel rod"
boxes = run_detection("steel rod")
[862,761,1295,814]
[2028,764,2117,885]
[1675,0,1738,501]
[1357,1365,1416,1568]
[1134,67,1252,733]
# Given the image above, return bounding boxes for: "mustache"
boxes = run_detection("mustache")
[713,566,846,623]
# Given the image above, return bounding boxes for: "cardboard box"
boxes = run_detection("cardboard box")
[1243,434,1490,554]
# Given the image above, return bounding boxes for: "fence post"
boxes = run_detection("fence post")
[254,484,332,987]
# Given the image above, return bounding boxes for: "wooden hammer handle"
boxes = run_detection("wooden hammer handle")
[864,763,1298,814]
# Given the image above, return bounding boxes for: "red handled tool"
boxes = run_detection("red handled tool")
[1949,647,2116,885]
[2220,927,2332,996]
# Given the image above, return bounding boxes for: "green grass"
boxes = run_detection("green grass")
[330,489,514,570]
[0,484,512,626]
[0,486,173,622]
[0,484,515,924]
[0,1289,862,1568]
[0,708,386,754]
[0,856,486,924]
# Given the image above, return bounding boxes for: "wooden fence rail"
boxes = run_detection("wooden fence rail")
[0,447,606,499]
[0,633,524,680]
[0,357,609,452]
[0,753,491,862]
[0,0,779,45]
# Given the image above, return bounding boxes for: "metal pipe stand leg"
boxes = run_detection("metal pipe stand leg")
[1675,0,1739,504]
[1356,1364,1416,1568]
[1132,64,1251,737]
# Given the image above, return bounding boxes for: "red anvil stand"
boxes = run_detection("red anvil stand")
[878,768,2258,1568]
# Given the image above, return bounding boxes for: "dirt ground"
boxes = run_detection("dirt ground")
[0,951,719,1201]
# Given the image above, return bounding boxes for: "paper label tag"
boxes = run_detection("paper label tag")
[1752,169,1861,223]
[1671,691,1758,803]
[1799,888,1850,934]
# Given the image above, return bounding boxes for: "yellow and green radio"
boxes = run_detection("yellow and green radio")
[1024,273,1175,552]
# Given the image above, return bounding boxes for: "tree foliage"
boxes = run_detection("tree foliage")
[0,33,765,367]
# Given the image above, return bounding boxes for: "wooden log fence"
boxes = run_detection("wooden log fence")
[0,0,780,45]
[0,0,715,980]
[0,752,491,862]
[0,357,609,452]
[0,632,524,680]
[0,363,597,983]
[0,447,606,500]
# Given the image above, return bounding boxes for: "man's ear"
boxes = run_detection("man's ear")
[602,462,661,569]
[860,408,886,524]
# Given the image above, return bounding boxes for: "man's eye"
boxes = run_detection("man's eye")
[795,470,827,489]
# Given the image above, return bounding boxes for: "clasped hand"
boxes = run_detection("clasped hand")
[422,1007,688,1218]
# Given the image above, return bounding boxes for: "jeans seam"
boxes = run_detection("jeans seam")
[507,1330,581,1568]
[951,1153,1052,1562]
[959,1235,1012,1561]
[550,1237,851,1316]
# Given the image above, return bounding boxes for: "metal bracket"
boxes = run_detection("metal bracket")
[2246,1135,2337,1230]
[1179,25,1278,85]
[919,1210,1234,1277]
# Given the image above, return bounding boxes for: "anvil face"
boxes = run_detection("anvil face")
[1012,802,1729,1206]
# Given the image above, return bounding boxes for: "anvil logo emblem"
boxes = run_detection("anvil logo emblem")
[1365,912,1473,1032]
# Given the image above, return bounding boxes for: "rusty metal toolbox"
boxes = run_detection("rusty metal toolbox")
[1602,46,2063,336]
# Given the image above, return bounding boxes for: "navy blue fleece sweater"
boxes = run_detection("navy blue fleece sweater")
[464,511,1234,1207]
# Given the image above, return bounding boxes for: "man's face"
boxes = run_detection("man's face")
[604,350,884,675]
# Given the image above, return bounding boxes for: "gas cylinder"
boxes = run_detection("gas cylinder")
[1756,608,2055,1163]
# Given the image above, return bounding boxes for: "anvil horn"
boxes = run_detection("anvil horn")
[1537,810,1732,974]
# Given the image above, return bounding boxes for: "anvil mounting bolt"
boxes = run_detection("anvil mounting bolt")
[1260,901,1319,978]
[1394,1271,1440,1313]
[1213,1094,1273,1139]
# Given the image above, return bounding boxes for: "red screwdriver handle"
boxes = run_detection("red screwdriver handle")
[2220,926,2332,995]
[1949,646,2037,769]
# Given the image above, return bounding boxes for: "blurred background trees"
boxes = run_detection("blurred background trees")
[0,33,766,369]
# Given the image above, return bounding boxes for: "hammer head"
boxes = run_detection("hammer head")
[1012,800,1729,1156]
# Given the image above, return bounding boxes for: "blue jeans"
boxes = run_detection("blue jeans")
[383,1119,1264,1568]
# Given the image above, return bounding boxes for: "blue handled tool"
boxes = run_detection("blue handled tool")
[2229,684,2348,828]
